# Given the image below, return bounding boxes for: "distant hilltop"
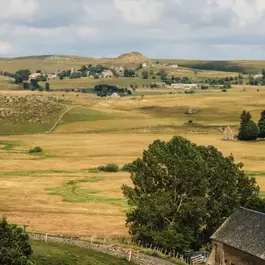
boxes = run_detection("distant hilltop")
[115,52,150,64]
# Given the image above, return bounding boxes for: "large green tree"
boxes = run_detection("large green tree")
[238,110,260,141]
[258,110,265,138]
[0,217,33,265]
[122,136,264,252]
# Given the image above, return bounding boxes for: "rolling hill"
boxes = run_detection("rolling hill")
[0,52,264,74]
[152,59,265,74]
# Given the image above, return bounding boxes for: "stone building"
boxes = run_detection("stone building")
[208,207,265,265]
[223,126,235,140]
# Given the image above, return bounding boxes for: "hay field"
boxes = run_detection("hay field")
[1,89,265,237]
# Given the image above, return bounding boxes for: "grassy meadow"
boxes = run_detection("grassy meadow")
[31,240,134,265]
[0,88,265,238]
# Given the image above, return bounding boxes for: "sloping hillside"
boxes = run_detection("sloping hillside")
[0,55,103,73]
[0,94,67,134]
[152,59,265,74]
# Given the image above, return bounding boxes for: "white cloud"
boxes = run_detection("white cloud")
[0,0,265,59]
[0,41,13,54]
[114,0,164,26]
[0,0,37,23]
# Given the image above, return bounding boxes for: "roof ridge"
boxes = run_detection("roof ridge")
[239,206,265,216]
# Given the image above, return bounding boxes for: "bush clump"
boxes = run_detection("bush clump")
[121,163,134,172]
[29,146,43,154]
[98,163,119,172]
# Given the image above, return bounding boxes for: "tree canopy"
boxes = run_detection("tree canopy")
[0,217,33,265]
[238,110,260,141]
[122,136,264,252]
[258,110,265,139]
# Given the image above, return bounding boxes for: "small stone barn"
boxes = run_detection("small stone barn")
[208,208,265,265]
[223,126,235,140]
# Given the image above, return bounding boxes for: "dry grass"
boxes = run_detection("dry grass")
[0,76,20,90]
[167,67,238,78]
[0,55,106,73]
[1,88,265,237]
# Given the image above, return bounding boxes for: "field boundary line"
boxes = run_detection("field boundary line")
[30,233,177,265]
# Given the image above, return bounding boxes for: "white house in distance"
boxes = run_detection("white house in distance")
[168,63,179,68]
[100,70,114,78]
[170,84,198,89]
[29,73,42,79]
[254,74,263,79]
[48,73,57,79]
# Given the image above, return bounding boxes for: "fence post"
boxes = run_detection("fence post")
[45,233,48,243]
[128,250,132,261]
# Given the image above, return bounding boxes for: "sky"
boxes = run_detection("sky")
[1,0,265,59]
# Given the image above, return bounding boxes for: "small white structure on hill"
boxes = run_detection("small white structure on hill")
[29,73,42,79]
[168,64,179,68]
[100,70,114,78]
[254,74,263,79]
[170,83,198,89]
[106,93,120,99]
[223,126,235,140]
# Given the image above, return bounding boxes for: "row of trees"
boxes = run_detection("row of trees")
[23,80,50,91]
[238,110,265,141]
[0,69,31,84]
[94,84,132,97]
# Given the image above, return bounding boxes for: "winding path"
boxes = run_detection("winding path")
[46,106,75,133]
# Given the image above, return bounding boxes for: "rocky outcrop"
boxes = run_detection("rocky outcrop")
[0,95,66,124]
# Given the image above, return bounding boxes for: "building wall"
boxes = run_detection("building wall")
[209,241,265,265]
[224,244,265,265]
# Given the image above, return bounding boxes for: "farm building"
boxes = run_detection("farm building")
[223,126,235,140]
[29,73,42,79]
[100,70,114,78]
[208,208,265,265]
[254,74,263,79]
[168,63,179,68]
[171,84,198,89]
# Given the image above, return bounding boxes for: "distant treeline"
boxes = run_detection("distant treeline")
[94,84,132,97]
[0,69,31,84]
[178,61,259,74]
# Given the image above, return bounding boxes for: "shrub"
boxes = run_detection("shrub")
[121,163,134,172]
[105,163,119,172]
[222,88,227,92]
[184,90,196,94]
[98,163,119,172]
[201,85,209,90]
[29,146,43,154]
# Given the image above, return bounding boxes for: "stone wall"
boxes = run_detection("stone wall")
[30,233,177,265]
[224,244,265,265]
[208,241,265,265]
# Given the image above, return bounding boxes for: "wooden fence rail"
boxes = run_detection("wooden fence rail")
[30,233,177,265]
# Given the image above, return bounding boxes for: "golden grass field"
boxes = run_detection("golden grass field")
[1,87,265,238]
